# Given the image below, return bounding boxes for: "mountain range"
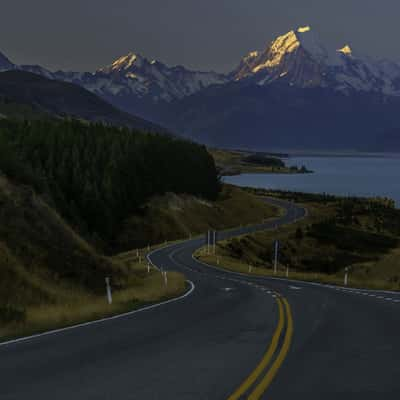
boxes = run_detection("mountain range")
[1,26,400,151]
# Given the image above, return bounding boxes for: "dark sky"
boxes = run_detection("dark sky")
[2,0,400,73]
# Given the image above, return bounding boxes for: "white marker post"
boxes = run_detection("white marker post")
[274,240,279,275]
[249,264,252,273]
[105,277,112,305]
[136,249,139,258]
[344,267,349,286]
[164,271,168,287]
[213,231,216,255]
[286,266,289,278]
[147,262,150,273]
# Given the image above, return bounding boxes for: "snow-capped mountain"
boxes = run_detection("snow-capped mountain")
[233,26,400,96]
[1,26,400,150]
[0,50,228,113]
[2,26,400,114]
[97,53,228,102]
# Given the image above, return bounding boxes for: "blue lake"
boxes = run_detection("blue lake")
[224,156,400,207]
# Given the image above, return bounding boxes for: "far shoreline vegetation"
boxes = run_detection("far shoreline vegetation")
[209,148,313,176]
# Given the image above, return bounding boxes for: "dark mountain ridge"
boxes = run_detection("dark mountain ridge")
[0,70,165,132]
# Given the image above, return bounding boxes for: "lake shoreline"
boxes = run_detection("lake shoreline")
[225,155,400,208]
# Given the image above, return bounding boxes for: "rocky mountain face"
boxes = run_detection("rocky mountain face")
[1,26,400,150]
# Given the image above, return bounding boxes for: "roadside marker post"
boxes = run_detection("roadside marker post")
[147,262,150,273]
[286,266,289,278]
[344,267,349,286]
[105,277,112,305]
[164,271,168,287]
[249,265,252,273]
[213,231,217,255]
[136,249,139,258]
[273,240,279,275]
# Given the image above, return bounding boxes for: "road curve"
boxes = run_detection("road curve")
[1,198,400,399]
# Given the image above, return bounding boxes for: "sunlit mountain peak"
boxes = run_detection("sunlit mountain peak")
[297,26,311,33]
[337,45,352,55]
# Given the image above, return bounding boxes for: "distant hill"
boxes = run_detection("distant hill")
[0,71,165,132]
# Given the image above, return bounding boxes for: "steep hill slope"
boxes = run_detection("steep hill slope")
[0,172,127,313]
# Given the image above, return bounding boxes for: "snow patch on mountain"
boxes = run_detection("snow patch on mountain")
[95,52,229,102]
[233,25,400,96]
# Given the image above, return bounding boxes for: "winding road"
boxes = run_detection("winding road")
[1,198,400,399]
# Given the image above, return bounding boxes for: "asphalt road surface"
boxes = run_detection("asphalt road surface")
[1,198,400,399]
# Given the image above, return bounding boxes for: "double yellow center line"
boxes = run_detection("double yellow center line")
[228,295,293,400]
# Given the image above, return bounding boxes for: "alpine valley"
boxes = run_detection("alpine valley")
[2,25,400,151]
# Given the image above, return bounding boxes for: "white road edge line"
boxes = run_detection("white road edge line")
[192,253,400,298]
[0,280,195,348]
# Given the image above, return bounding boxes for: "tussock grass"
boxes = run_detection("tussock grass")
[195,195,400,291]
[0,173,187,341]
[0,269,186,341]
[197,252,398,291]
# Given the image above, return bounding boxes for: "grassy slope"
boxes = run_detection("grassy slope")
[0,180,279,340]
[116,184,280,251]
[0,173,185,340]
[196,191,400,291]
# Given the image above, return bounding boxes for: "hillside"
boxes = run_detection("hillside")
[116,185,280,250]
[0,117,221,338]
[0,171,186,339]
[0,117,282,339]
[0,118,220,249]
[197,190,400,290]
[0,71,164,132]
